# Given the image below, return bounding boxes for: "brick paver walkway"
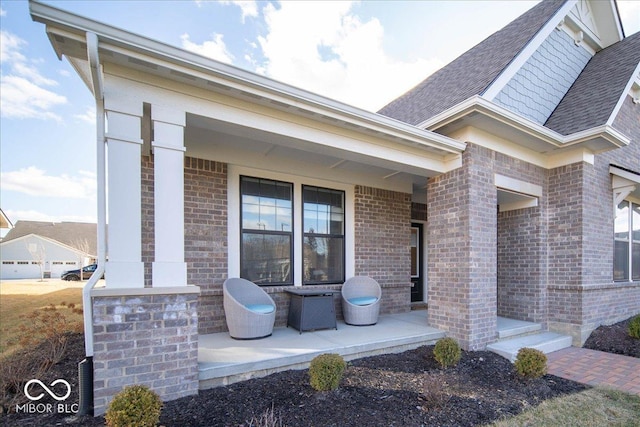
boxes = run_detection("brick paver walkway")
[546,347,640,395]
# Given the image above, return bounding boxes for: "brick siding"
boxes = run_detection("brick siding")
[91,289,199,416]
[354,186,412,314]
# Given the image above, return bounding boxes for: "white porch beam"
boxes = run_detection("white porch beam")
[152,106,187,287]
[105,105,144,288]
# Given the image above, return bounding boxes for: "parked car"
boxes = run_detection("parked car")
[61,264,102,281]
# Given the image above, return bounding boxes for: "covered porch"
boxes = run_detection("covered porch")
[198,310,445,389]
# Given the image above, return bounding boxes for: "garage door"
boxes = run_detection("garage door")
[51,261,79,278]
[1,261,41,279]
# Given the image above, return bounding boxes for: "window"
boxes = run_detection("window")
[240,176,293,285]
[303,186,345,284]
[615,200,640,281]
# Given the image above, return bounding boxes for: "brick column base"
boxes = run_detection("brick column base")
[91,286,200,416]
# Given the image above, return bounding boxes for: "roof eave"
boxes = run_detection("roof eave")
[29,0,466,159]
[421,96,630,154]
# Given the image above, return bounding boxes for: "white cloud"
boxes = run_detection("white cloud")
[256,1,441,112]
[74,106,96,124]
[0,75,66,121]
[181,33,234,64]
[0,30,67,121]
[218,0,258,22]
[1,167,96,200]
[0,8,6,17]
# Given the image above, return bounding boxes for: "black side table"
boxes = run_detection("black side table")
[286,289,337,333]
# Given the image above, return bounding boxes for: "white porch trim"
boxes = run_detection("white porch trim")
[105,105,144,288]
[152,106,188,287]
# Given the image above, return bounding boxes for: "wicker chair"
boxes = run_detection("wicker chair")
[341,276,382,326]
[223,278,276,339]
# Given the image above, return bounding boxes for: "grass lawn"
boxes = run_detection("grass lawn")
[488,387,640,427]
[0,280,85,354]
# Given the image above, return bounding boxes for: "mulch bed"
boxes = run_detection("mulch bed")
[583,317,640,358]
[2,315,637,426]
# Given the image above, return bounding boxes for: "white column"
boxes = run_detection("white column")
[105,101,144,288]
[152,106,187,287]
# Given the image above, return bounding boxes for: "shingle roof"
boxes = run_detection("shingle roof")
[545,31,640,135]
[1,221,97,255]
[377,0,567,125]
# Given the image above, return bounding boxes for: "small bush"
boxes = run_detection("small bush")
[105,385,162,427]
[514,347,547,379]
[433,337,461,368]
[309,353,346,391]
[628,315,640,339]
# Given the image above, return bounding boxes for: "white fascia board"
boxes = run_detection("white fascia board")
[420,96,630,151]
[607,63,640,125]
[481,0,578,101]
[30,0,465,158]
[610,165,640,185]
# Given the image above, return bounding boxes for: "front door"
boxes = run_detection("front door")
[410,223,424,303]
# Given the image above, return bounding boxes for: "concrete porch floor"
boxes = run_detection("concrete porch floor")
[198,310,445,389]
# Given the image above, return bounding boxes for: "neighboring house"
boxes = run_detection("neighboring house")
[0,209,14,241]
[30,0,638,415]
[0,221,97,279]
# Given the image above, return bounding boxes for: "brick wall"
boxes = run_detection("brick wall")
[546,95,640,344]
[354,186,412,314]
[184,158,228,334]
[497,207,547,324]
[143,157,418,333]
[494,152,548,325]
[91,287,199,416]
[427,144,497,350]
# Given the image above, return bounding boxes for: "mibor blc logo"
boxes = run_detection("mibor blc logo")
[16,379,78,414]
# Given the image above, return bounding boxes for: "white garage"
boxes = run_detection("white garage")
[0,221,96,280]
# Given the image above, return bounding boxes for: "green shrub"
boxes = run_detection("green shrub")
[309,353,346,391]
[628,315,640,339]
[105,385,162,427]
[514,347,547,379]
[433,337,461,368]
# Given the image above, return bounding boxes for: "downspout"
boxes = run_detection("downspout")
[79,31,105,416]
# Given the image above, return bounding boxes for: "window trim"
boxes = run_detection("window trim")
[240,176,294,286]
[302,185,345,285]
[229,166,354,286]
[615,199,640,282]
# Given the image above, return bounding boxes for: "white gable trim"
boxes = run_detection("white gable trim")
[607,64,640,125]
[482,0,578,101]
[611,165,640,207]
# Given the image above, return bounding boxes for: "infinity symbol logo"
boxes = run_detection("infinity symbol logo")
[24,379,72,401]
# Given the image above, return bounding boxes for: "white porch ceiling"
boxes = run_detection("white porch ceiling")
[185,113,431,196]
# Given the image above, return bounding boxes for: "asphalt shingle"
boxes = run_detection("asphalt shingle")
[378,0,567,125]
[545,31,640,135]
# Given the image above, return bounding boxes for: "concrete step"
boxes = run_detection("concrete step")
[487,332,572,362]
[497,317,542,340]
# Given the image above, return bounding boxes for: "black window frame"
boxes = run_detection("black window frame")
[240,176,294,286]
[302,185,345,285]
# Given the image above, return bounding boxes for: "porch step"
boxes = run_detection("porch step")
[497,317,542,340]
[487,332,573,362]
